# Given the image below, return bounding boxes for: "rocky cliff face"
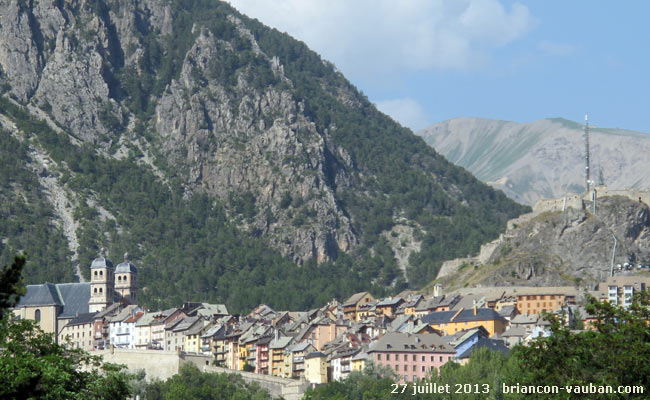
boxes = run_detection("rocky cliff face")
[0,0,524,280]
[435,196,650,289]
[417,117,650,205]
[0,0,358,263]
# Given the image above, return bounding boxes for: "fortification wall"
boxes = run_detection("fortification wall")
[95,349,181,381]
[203,366,308,400]
[588,186,650,207]
[533,194,583,214]
[94,350,307,399]
[438,257,477,279]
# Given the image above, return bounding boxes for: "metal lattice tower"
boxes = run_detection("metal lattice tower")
[584,113,590,192]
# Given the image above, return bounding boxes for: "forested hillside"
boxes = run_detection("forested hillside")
[0,0,528,312]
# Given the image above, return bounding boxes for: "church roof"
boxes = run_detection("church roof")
[56,283,91,318]
[17,282,90,318]
[115,261,137,274]
[115,253,137,274]
[91,256,114,269]
[18,283,63,307]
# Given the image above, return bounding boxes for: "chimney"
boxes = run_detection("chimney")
[473,300,477,316]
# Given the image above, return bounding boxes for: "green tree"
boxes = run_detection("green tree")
[145,363,271,400]
[0,255,133,399]
[0,255,26,319]
[508,294,650,399]
[430,347,511,400]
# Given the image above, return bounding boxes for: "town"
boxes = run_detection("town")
[13,250,650,387]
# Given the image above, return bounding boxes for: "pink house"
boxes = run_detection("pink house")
[368,332,455,383]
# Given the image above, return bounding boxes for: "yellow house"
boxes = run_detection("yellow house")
[351,351,368,372]
[184,322,206,354]
[58,312,96,351]
[343,292,375,321]
[304,352,328,384]
[270,336,293,377]
[421,307,508,337]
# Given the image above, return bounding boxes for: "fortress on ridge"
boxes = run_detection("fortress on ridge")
[437,186,650,280]
[13,251,138,338]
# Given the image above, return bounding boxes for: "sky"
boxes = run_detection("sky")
[226,0,650,133]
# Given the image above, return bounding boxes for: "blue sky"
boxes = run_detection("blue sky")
[227,1,649,133]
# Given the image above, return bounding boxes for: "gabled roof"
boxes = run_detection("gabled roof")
[196,303,229,317]
[456,338,509,359]
[65,312,98,327]
[270,336,293,349]
[343,292,371,307]
[95,302,122,319]
[109,305,140,323]
[376,297,403,307]
[368,332,454,354]
[510,314,538,325]
[421,308,506,325]
[172,316,202,332]
[56,283,91,318]
[289,341,313,352]
[17,282,91,318]
[447,327,489,347]
[304,351,326,359]
[135,312,156,327]
[18,283,63,307]
[500,326,528,338]
[124,311,144,324]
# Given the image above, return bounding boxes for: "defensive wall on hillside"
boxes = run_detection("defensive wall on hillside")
[437,186,650,280]
[95,349,212,381]
[94,349,308,400]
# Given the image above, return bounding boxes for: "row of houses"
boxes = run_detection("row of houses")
[15,253,649,384]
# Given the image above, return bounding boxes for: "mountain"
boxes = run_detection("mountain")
[417,117,650,205]
[432,192,650,290]
[0,0,527,312]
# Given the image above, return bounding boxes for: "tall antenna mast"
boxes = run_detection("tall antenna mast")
[584,113,591,192]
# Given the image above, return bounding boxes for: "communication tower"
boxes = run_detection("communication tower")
[584,113,591,192]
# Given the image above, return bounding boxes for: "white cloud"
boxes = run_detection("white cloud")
[375,98,431,130]
[226,0,536,79]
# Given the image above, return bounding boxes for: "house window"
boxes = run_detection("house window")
[412,365,416,372]
[412,355,416,361]
[430,356,434,361]
[413,375,417,382]
[421,356,425,362]
[395,354,399,361]
[421,366,425,372]
[439,356,443,362]
[396,365,399,371]
[34,309,41,322]
[404,375,409,382]
[377,354,381,361]
[386,354,390,361]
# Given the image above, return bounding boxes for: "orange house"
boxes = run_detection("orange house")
[421,307,508,337]
[343,292,374,321]
[515,287,577,315]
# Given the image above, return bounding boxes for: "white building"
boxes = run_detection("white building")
[108,305,142,349]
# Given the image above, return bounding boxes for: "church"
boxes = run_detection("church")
[14,251,138,341]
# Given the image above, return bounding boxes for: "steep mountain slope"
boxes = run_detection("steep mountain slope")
[417,117,650,205]
[433,195,650,290]
[0,0,527,310]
